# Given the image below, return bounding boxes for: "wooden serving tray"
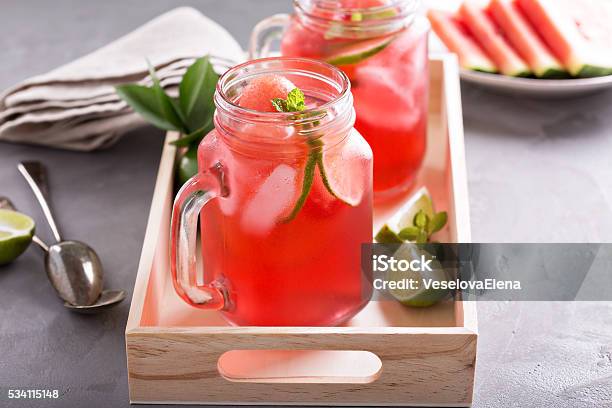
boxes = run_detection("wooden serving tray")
[126,55,476,406]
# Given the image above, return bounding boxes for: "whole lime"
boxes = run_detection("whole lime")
[177,146,199,186]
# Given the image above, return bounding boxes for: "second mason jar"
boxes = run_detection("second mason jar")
[251,0,429,200]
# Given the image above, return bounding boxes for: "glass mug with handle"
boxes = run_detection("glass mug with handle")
[171,57,373,326]
[250,0,429,201]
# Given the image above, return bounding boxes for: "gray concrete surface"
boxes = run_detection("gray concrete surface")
[0,1,611,407]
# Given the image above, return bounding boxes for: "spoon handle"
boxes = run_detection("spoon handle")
[17,162,62,243]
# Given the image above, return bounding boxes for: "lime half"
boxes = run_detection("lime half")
[374,224,403,244]
[397,187,435,230]
[386,244,450,308]
[374,187,435,241]
[0,209,35,265]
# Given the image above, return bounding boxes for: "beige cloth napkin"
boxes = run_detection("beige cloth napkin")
[0,7,245,151]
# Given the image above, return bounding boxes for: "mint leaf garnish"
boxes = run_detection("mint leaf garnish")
[286,88,306,111]
[271,88,306,114]
[376,209,448,244]
[428,212,448,235]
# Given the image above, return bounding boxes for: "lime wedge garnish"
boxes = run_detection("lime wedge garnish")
[396,187,435,230]
[375,224,403,244]
[0,209,35,265]
[386,244,450,307]
[374,187,435,241]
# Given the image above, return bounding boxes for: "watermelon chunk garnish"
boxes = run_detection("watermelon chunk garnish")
[238,75,296,112]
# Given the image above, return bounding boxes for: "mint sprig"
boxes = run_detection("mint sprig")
[272,88,306,112]
[375,209,448,245]
[271,88,337,222]
[397,209,448,244]
[115,56,219,148]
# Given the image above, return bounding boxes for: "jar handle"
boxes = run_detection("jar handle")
[170,162,228,309]
[249,14,291,59]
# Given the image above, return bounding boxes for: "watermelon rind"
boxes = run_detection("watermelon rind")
[540,68,571,79]
[576,65,612,79]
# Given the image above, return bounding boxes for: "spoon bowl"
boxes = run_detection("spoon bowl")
[63,290,126,314]
[46,240,104,306]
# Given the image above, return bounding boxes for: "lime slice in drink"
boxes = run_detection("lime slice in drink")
[386,244,451,308]
[325,35,396,66]
[317,131,369,206]
[0,209,35,265]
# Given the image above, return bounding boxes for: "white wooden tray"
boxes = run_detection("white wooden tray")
[125,54,476,406]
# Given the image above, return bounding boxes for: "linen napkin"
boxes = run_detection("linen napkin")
[0,7,244,151]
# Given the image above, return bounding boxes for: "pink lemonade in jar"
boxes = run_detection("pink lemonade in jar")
[278,0,429,199]
[171,58,373,326]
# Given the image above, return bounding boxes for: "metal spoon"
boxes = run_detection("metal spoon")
[16,162,126,309]
[1,195,125,313]
[63,290,126,314]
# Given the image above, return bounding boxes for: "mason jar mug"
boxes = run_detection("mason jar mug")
[171,57,374,326]
[251,0,429,200]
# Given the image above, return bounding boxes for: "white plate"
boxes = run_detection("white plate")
[460,69,612,97]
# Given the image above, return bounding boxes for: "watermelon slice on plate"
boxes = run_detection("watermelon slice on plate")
[517,0,612,77]
[428,9,497,73]
[488,0,567,78]
[459,1,531,77]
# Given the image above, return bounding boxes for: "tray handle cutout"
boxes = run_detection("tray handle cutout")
[218,350,382,384]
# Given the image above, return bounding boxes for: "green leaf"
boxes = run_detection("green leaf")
[179,56,218,132]
[429,211,448,234]
[115,84,181,132]
[170,117,214,147]
[148,61,187,133]
[286,88,305,111]
[414,210,428,229]
[270,88,305,113]
[398,226,420,242]
[416,230,429,244]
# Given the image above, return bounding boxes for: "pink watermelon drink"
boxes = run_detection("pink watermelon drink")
[279,0,429,199]
[171,58,373,326]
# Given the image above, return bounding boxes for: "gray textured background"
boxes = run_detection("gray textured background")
[1,1,611,407]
